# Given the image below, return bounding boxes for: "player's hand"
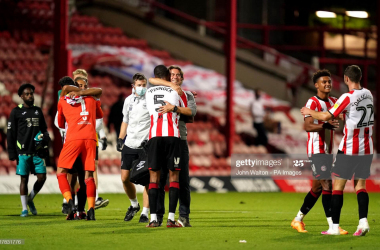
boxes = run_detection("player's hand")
[300,107,311,116]
[117,138,124,152]
[338,114,344,120]
[171,84,183,96]
[67,91,80,99]
[158,101,174,114]
[191,91,197,98]
[323,120,339,130]
[99,137,108,151]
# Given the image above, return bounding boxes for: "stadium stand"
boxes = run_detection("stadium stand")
[0,0,315,177]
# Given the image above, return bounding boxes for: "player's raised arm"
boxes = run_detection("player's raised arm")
[149,77,183,96]
[57,101,66,129]
[301,107,333,122]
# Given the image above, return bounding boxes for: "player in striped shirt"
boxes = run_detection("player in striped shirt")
[291,70,348,234]
[145,65,188,227]
[301,65,374,236]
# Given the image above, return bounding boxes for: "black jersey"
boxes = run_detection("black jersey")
[7,104,48,159]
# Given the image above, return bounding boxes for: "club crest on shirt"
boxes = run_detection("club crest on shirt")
[35,110,39,115]
[321,165,327,172]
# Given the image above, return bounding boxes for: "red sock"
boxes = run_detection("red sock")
[85,177,96,209]
[57,173,72,202]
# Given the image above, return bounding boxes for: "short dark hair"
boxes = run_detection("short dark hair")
[59,76,75,88]
[153,65,169,79]
[132,73,147,83]
[18,83,35,96]
[344,65,362,83]
[312,69,331,84]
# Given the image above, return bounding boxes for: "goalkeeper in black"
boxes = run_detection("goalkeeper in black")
[7,83,50,217]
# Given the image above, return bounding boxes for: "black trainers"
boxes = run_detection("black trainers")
[86,208,96,220]
[157,215,163,226]
[139,214,149,223]
[65,199,76,220]
[124,204,140,221]
[178,216,192,227]
[146,220,160,227]
[62,203,69,214]
[95,197,109,210]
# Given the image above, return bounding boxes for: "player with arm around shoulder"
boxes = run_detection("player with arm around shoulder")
[301,65,374,236]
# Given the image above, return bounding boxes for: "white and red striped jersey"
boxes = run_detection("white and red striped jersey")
[146,86,188,139]
[328,88,374,155]
[305,96,337,157]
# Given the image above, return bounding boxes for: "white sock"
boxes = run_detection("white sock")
[63,198,67,204]
[75,195,78,206]
[130,198,139,208]
[295,210,305,222]
[151,214,157,222]
[21,195,28,211]
[29,190,36,201]
[168,212,175,221]
[96,190,99,200]
[359,218,368,226]
[142,207,149,216]
[332,223,339,231]
[327,217,333,230]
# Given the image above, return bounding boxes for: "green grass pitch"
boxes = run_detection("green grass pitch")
[0,192,379,249]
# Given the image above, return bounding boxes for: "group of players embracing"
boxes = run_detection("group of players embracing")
[8,65,196,228]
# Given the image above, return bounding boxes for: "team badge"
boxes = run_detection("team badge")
[35,110,39,115]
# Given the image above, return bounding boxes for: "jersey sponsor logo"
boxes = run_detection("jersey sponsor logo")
[174,157,180,165]
[26,118,32,127]
[82,116,87,121]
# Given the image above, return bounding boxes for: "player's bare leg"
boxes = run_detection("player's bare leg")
[94,160,109,210]
[167,170,182,227]
[146,170,160,227]
[85,170,96,220]
[20,175,29,217]
[139,185,150,223]
[121,169,140,221]
[27,173,46,216]
[353,179,370,236]
[57,167,76,219]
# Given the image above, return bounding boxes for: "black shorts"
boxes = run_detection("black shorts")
[121,145,142,171]
[147,137,181,172]
[95,146,98,161]
[332,150,373,180]
[309,154,333,180]
[68,157,84,174]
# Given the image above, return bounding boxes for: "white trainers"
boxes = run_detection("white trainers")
[321,228,340,235]
[353,225,370,236]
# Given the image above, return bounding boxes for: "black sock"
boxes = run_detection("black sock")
[34,179,45,193]
[77,186,87,212]
[331,190,343,224]
[169,182,180,214]
[300,189,321,215]
[322,190,332,218]
[149,183,159,215]
[357,189,369,220]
